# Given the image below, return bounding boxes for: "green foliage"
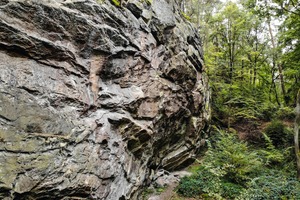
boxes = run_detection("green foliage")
[258,133,285,165]
[142,186,166,200]
[177,131,263,199]
[156,187,165,193]
[275,106,295,120]
[264,120,293,148]
[220,182,243,199]
[176,130,299,199]
[177,0,300,198]
[142,188,155,200]
[176,166,217,198]
[260,103,278,121]
[200,0,298,126]
[204,132,262,184]
[277,3,300,106]
[238,170,300,200]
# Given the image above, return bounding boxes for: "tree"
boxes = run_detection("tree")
[294,89,300,180]
[276,0,300,105]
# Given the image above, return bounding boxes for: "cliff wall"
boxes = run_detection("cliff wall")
[0,0,210,199]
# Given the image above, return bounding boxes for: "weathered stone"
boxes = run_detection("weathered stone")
[151,169,192,189]
[0,0,210,199]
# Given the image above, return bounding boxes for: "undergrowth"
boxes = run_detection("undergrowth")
[176,128,300,199]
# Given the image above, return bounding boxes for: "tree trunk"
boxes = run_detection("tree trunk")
[269,66,280,106]
[294,89,300,180]
[268,20,286,105]
[253,30,258,86]
[278,63,287,104]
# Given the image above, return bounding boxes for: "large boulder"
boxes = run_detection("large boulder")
[0,0,210,199]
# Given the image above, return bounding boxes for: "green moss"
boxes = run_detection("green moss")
[141,186,167,200]
[181,12,191,21]
[187,163,201,174]
[142,188,155,200]
[111,0,121,7]
[156,187,165,193]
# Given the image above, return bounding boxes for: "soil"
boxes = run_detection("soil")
[233,119,294,143]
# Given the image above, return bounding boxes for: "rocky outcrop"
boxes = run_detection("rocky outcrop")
[0,0,210,199]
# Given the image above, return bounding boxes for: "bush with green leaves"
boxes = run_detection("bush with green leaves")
[177,131,262,198]
[204,132,262,184]
[176,166,220,198]
[257,133,285,166]
[264,120,293,148]
[275,106,295,120]
[210,79,277,127]
[238,170,300,200]
[177,167,245,199]
[176,129,299,199]
[220,182,244,199]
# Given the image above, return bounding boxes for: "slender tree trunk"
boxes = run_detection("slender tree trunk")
[273,81,280,106]
[253,31,258,86]
[294,90,300,180]
[268,20,286,105]
[253,63,257,86]
[278,63,287,104]
[269,66,280,106]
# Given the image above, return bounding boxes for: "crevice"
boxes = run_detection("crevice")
[0,147,61,154]
[18,86,41,96]
[0,115,14,122]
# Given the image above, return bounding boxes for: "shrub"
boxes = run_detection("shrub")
[177,130,298,199]
[204,132,262,184]
[176,176,203,197]
[257,133,285,166]
[177,131,261,198]
[259,102,278,120]
[238,170,300,200]
[176,166,220,198]
[220,182,243,199]
[264,120,293,148]
[275,106,295,120]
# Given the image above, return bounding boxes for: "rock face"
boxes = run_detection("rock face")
[0,0,210,199]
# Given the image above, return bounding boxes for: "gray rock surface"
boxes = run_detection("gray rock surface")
[152,169,192,188]
[0,0,210,199]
